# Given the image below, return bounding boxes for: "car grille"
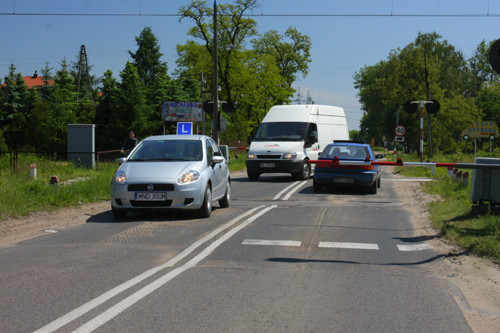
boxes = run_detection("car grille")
[130,200,173,207]
[256,154,282,159]
[128,184,175,191]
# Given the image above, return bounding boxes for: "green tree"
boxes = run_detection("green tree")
[354,32,479,154]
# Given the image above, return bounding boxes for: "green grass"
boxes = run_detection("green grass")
[395,151,500,264]
[0,154,116,219]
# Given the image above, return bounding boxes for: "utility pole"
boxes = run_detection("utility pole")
[77,45,94,106]
[200,72,206,135]
[424,51,433,158]
[212,0,219,143]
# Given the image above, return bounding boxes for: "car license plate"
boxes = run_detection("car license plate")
[134,192,167,201]
[260,163,275,168]
[333,177,354,184]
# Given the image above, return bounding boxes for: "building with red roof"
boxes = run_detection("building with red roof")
[1,71,55,89]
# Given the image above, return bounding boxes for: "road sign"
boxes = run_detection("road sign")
[177,122,193,135]
[394,125,406,136]
[461,121,498,139]
[164,102,203,122]
[395,136,404,142]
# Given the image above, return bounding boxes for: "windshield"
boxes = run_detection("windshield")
[127,140,202,162]
[253,122,308,141]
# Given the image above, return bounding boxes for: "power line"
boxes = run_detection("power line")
[1,12,499,18]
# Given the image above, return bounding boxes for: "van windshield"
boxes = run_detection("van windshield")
[253,122,308,141]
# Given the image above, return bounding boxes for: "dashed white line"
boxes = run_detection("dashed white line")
[319,242,380,250]
[397,243,432,251]
[242,239,302,247]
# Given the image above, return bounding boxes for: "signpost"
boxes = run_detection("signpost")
[462,121,498,156]
[177,122,193,135]
[163,102,203,122]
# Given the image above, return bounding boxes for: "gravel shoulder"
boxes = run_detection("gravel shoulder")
[0,171,498,332]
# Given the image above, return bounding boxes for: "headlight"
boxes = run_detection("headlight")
[247,153,255,159]
[113,171,127,184]
[282,153,297,160]
[178,170,200,184]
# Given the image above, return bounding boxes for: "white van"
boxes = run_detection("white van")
[246,104,349,180]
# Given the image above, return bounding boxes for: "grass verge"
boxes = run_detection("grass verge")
[395,152,500,264]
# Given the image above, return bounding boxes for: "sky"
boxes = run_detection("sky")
[1,0,500,131]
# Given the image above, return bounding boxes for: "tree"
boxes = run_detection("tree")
[354,32,479,154]
[252,27,312,96]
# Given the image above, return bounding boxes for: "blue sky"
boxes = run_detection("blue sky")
[1,0,500,131]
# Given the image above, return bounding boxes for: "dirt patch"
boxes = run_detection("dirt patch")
[0,173,498,332]
[396,175,500,332]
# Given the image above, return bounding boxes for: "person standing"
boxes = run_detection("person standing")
[120,131,138,156]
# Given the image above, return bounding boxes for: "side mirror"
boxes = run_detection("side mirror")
[375,154,385,159]
[117,157,127,165]
[212,155,224,164]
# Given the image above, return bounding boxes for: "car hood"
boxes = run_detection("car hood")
[119,161,203,182]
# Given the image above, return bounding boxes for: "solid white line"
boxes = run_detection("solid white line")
[397,243,432,251]
[34,205,266,333]
[318,242,380,250]
[272,182,299,200]
[282,180,307,201]
[242,239,302,247]
[73,205,278,333]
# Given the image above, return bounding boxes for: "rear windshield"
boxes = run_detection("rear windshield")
[128,140,202,161]
[321,145,370,159]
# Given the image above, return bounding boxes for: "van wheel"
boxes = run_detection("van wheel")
[294,161,310,180]
[247,171,260,181]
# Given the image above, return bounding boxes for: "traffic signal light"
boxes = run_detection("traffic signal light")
[403,100,417,114]
[426,100,440,114]
[221,102,235,113]
[203,100,213,113]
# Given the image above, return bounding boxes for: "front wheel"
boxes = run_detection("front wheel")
[247,171,260,181]
[293,161,310,180]
[219,181,231,208]
[198,186,212,218]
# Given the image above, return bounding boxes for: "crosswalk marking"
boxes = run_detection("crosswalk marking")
[242,239,302,247]
[319,242,379,250]
[397,243,432,251]
[242,239,433,252]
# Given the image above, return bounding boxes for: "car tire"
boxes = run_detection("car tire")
[198,186,212,218]
[313,179,322,193]
[112,207,127,219]
[368,181,377,194]
[293,161,310,180]
[219,181,231,208]
[377,177,381,188]
[247,171,260,181]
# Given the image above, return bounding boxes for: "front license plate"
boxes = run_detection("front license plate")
[260,163,275,168]
[333,177,354,184]
[134,192,167,201]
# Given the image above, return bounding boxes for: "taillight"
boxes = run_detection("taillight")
[363,165,374,170]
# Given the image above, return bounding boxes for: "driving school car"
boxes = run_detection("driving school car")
[110,135,231,219]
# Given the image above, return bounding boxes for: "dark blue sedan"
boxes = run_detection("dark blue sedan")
[312,141,381,194]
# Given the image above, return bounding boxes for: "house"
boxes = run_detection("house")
[1,71,55,89]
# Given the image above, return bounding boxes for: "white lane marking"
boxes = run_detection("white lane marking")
[272,182,299,200]
[397,243,432,251]
[242,239,302,247]
[318,242,380,250]
[34,205,267,333]
[282,180,307,201]
[73,205,278,333]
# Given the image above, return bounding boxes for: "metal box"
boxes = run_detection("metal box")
[470,157,500,204]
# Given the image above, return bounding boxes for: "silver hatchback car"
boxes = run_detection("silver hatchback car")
[110,135,231,219]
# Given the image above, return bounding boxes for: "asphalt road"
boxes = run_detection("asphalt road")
[0,169,472,332]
